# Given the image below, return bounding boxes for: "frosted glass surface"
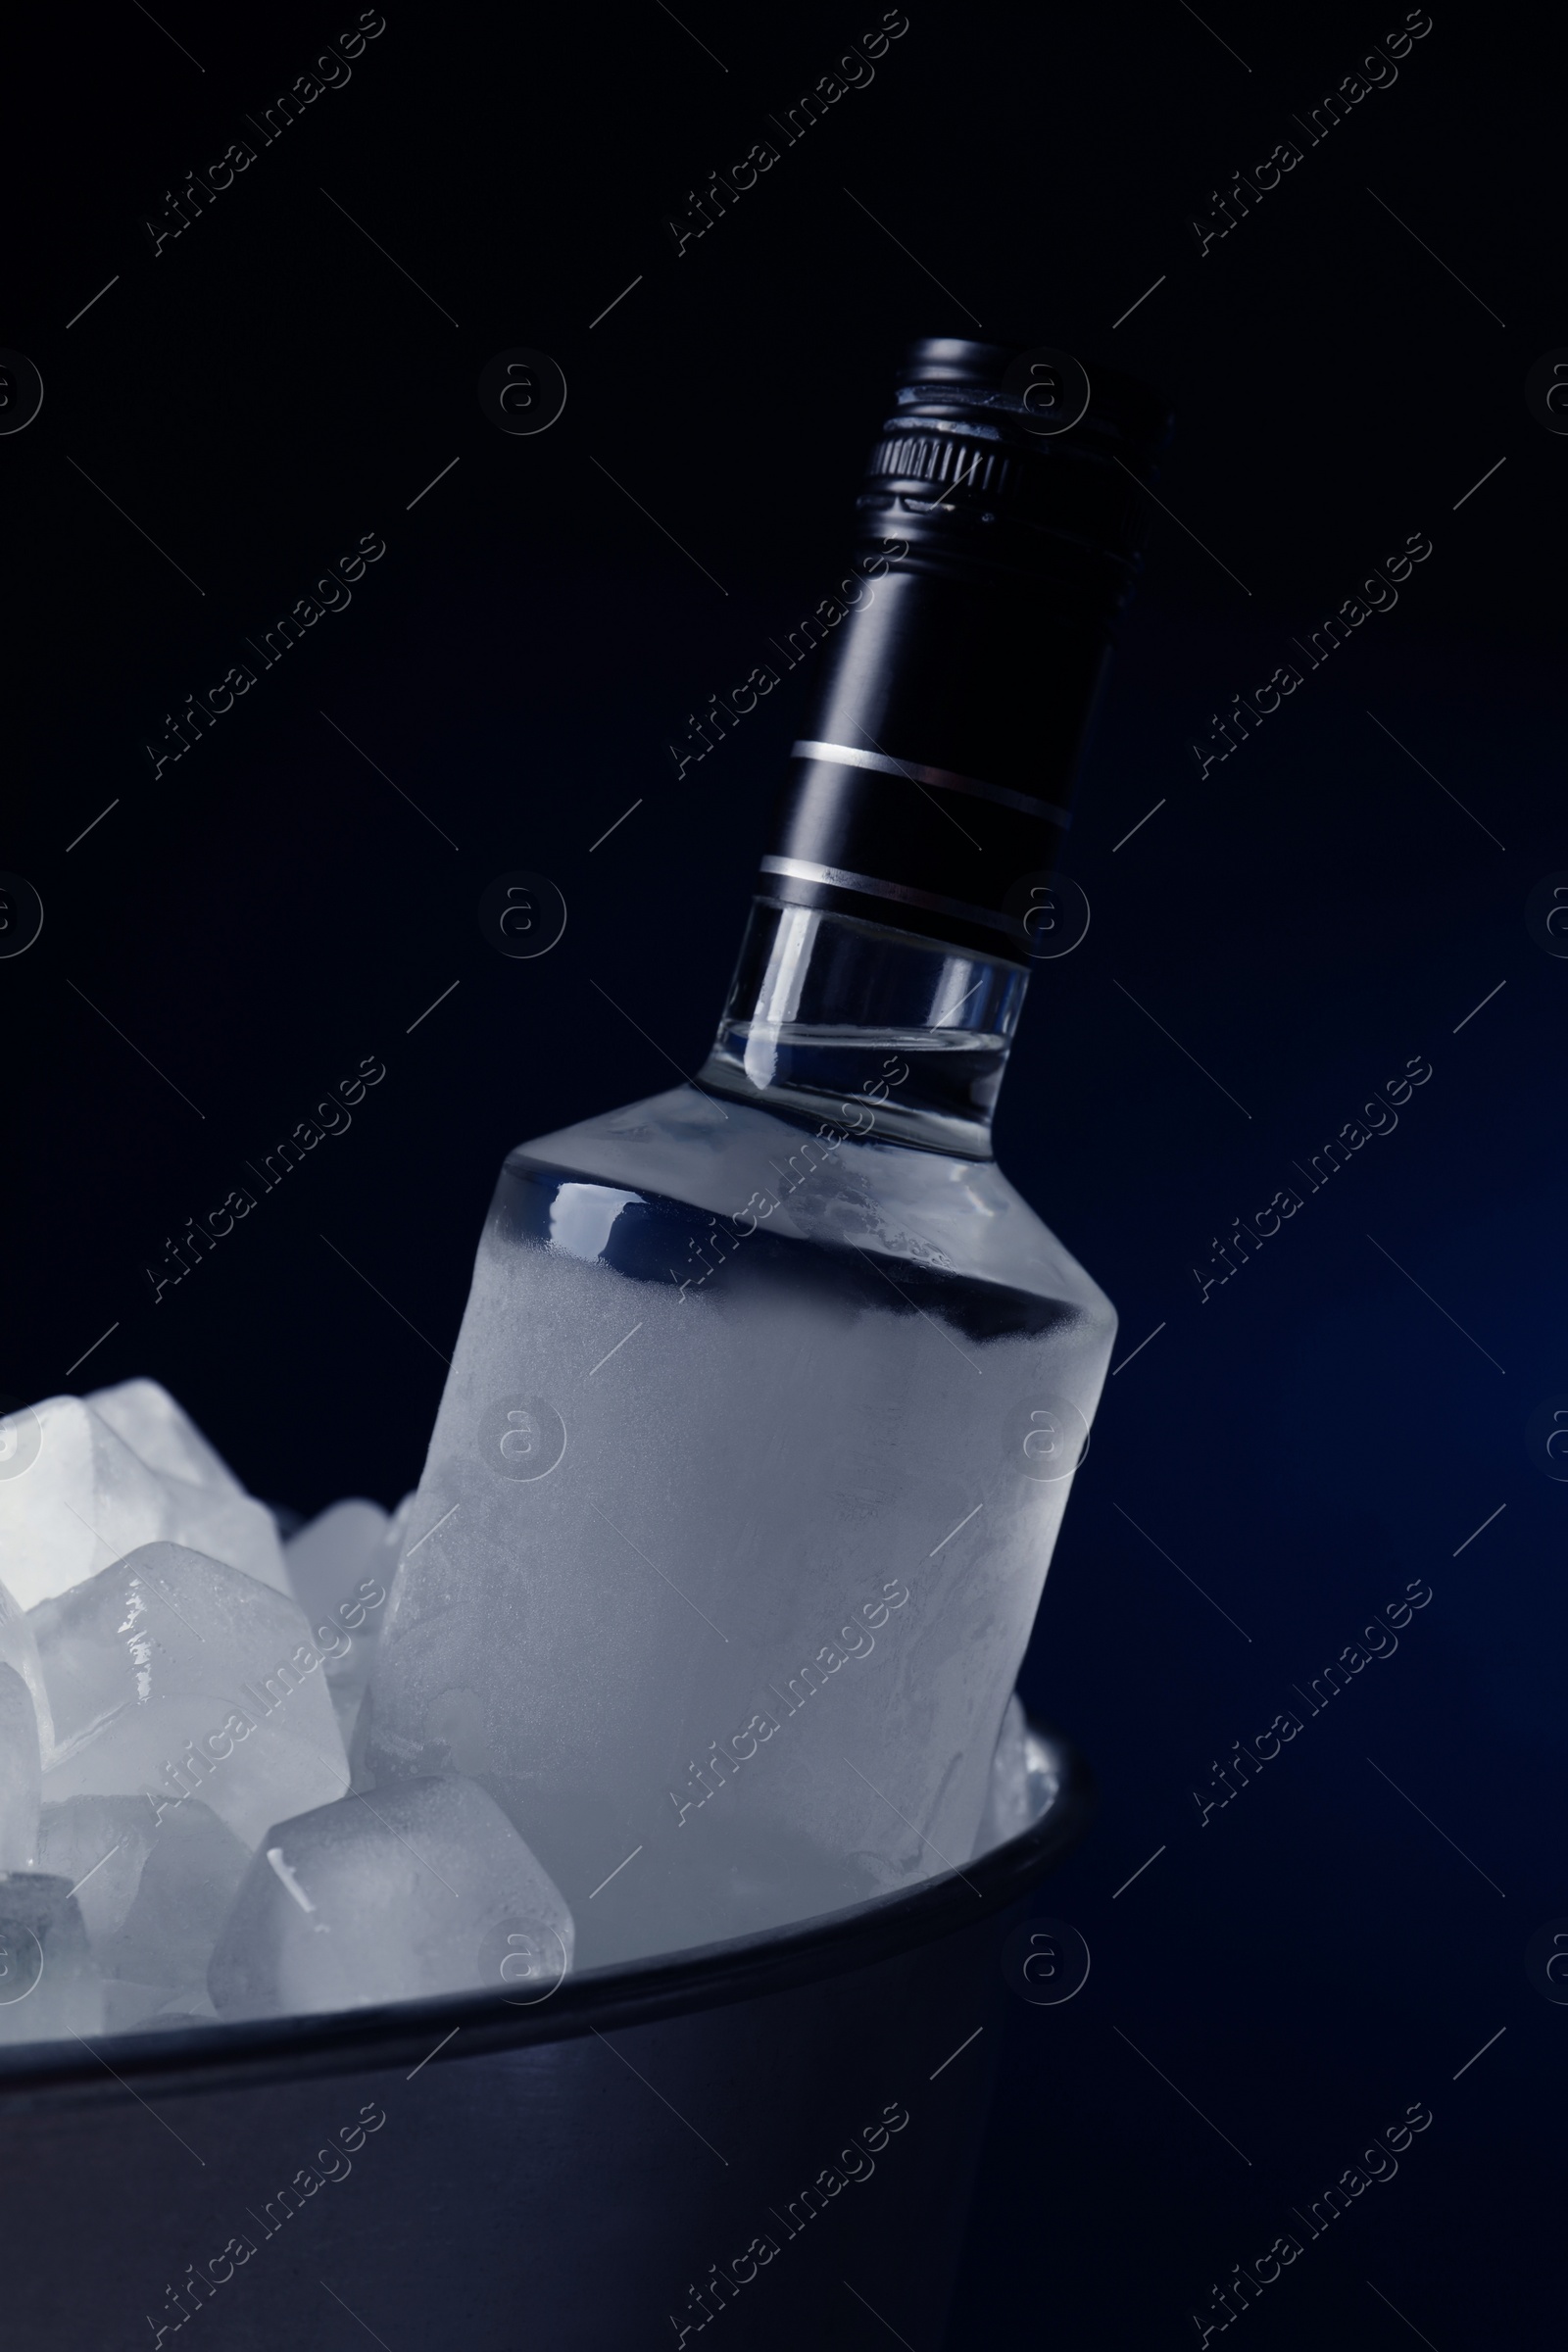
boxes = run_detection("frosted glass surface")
[368,1083,1113,1963]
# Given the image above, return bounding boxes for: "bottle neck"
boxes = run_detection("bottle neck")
[696,903,1027,1158]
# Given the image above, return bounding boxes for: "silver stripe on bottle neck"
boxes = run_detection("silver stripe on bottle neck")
[791,739,1072,829]
[759,856,1025,943]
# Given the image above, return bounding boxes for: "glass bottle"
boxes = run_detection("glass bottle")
[365,337,1170,1966]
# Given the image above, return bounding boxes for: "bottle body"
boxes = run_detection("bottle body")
[365,1073,1114,1965]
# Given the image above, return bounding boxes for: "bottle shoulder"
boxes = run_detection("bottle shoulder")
[513,1084,1112,1317]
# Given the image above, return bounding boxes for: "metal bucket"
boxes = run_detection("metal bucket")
[0,1720,1091,2348]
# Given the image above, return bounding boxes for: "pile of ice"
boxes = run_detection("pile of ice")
[0,1379,1037,2048]
[0,1381,571,2043]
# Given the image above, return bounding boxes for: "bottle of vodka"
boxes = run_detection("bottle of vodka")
[366,337,1169,1966]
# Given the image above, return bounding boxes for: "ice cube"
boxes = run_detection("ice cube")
[0,1396,290,1608]
[35,1543,350,1848]
[174,1483,291,1597]
[0,1875,102,2042]
[283,1498,390,1622]
[0,1398,170,1607]
[208,1775,574,2019]
[285,1497,400,1751]
[0,1575,52,1760]
[32,1541,345,1761]
[86,1377,244,1496]
[35,1794,157,1944]
[0,1667,41,1872]
[106,1798,250,1989]
[973,1692,1031,1858]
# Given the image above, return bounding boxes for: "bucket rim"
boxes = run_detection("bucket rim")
[0,1716,1093,2111]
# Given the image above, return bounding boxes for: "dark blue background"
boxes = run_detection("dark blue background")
[3,0,1561,2341]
